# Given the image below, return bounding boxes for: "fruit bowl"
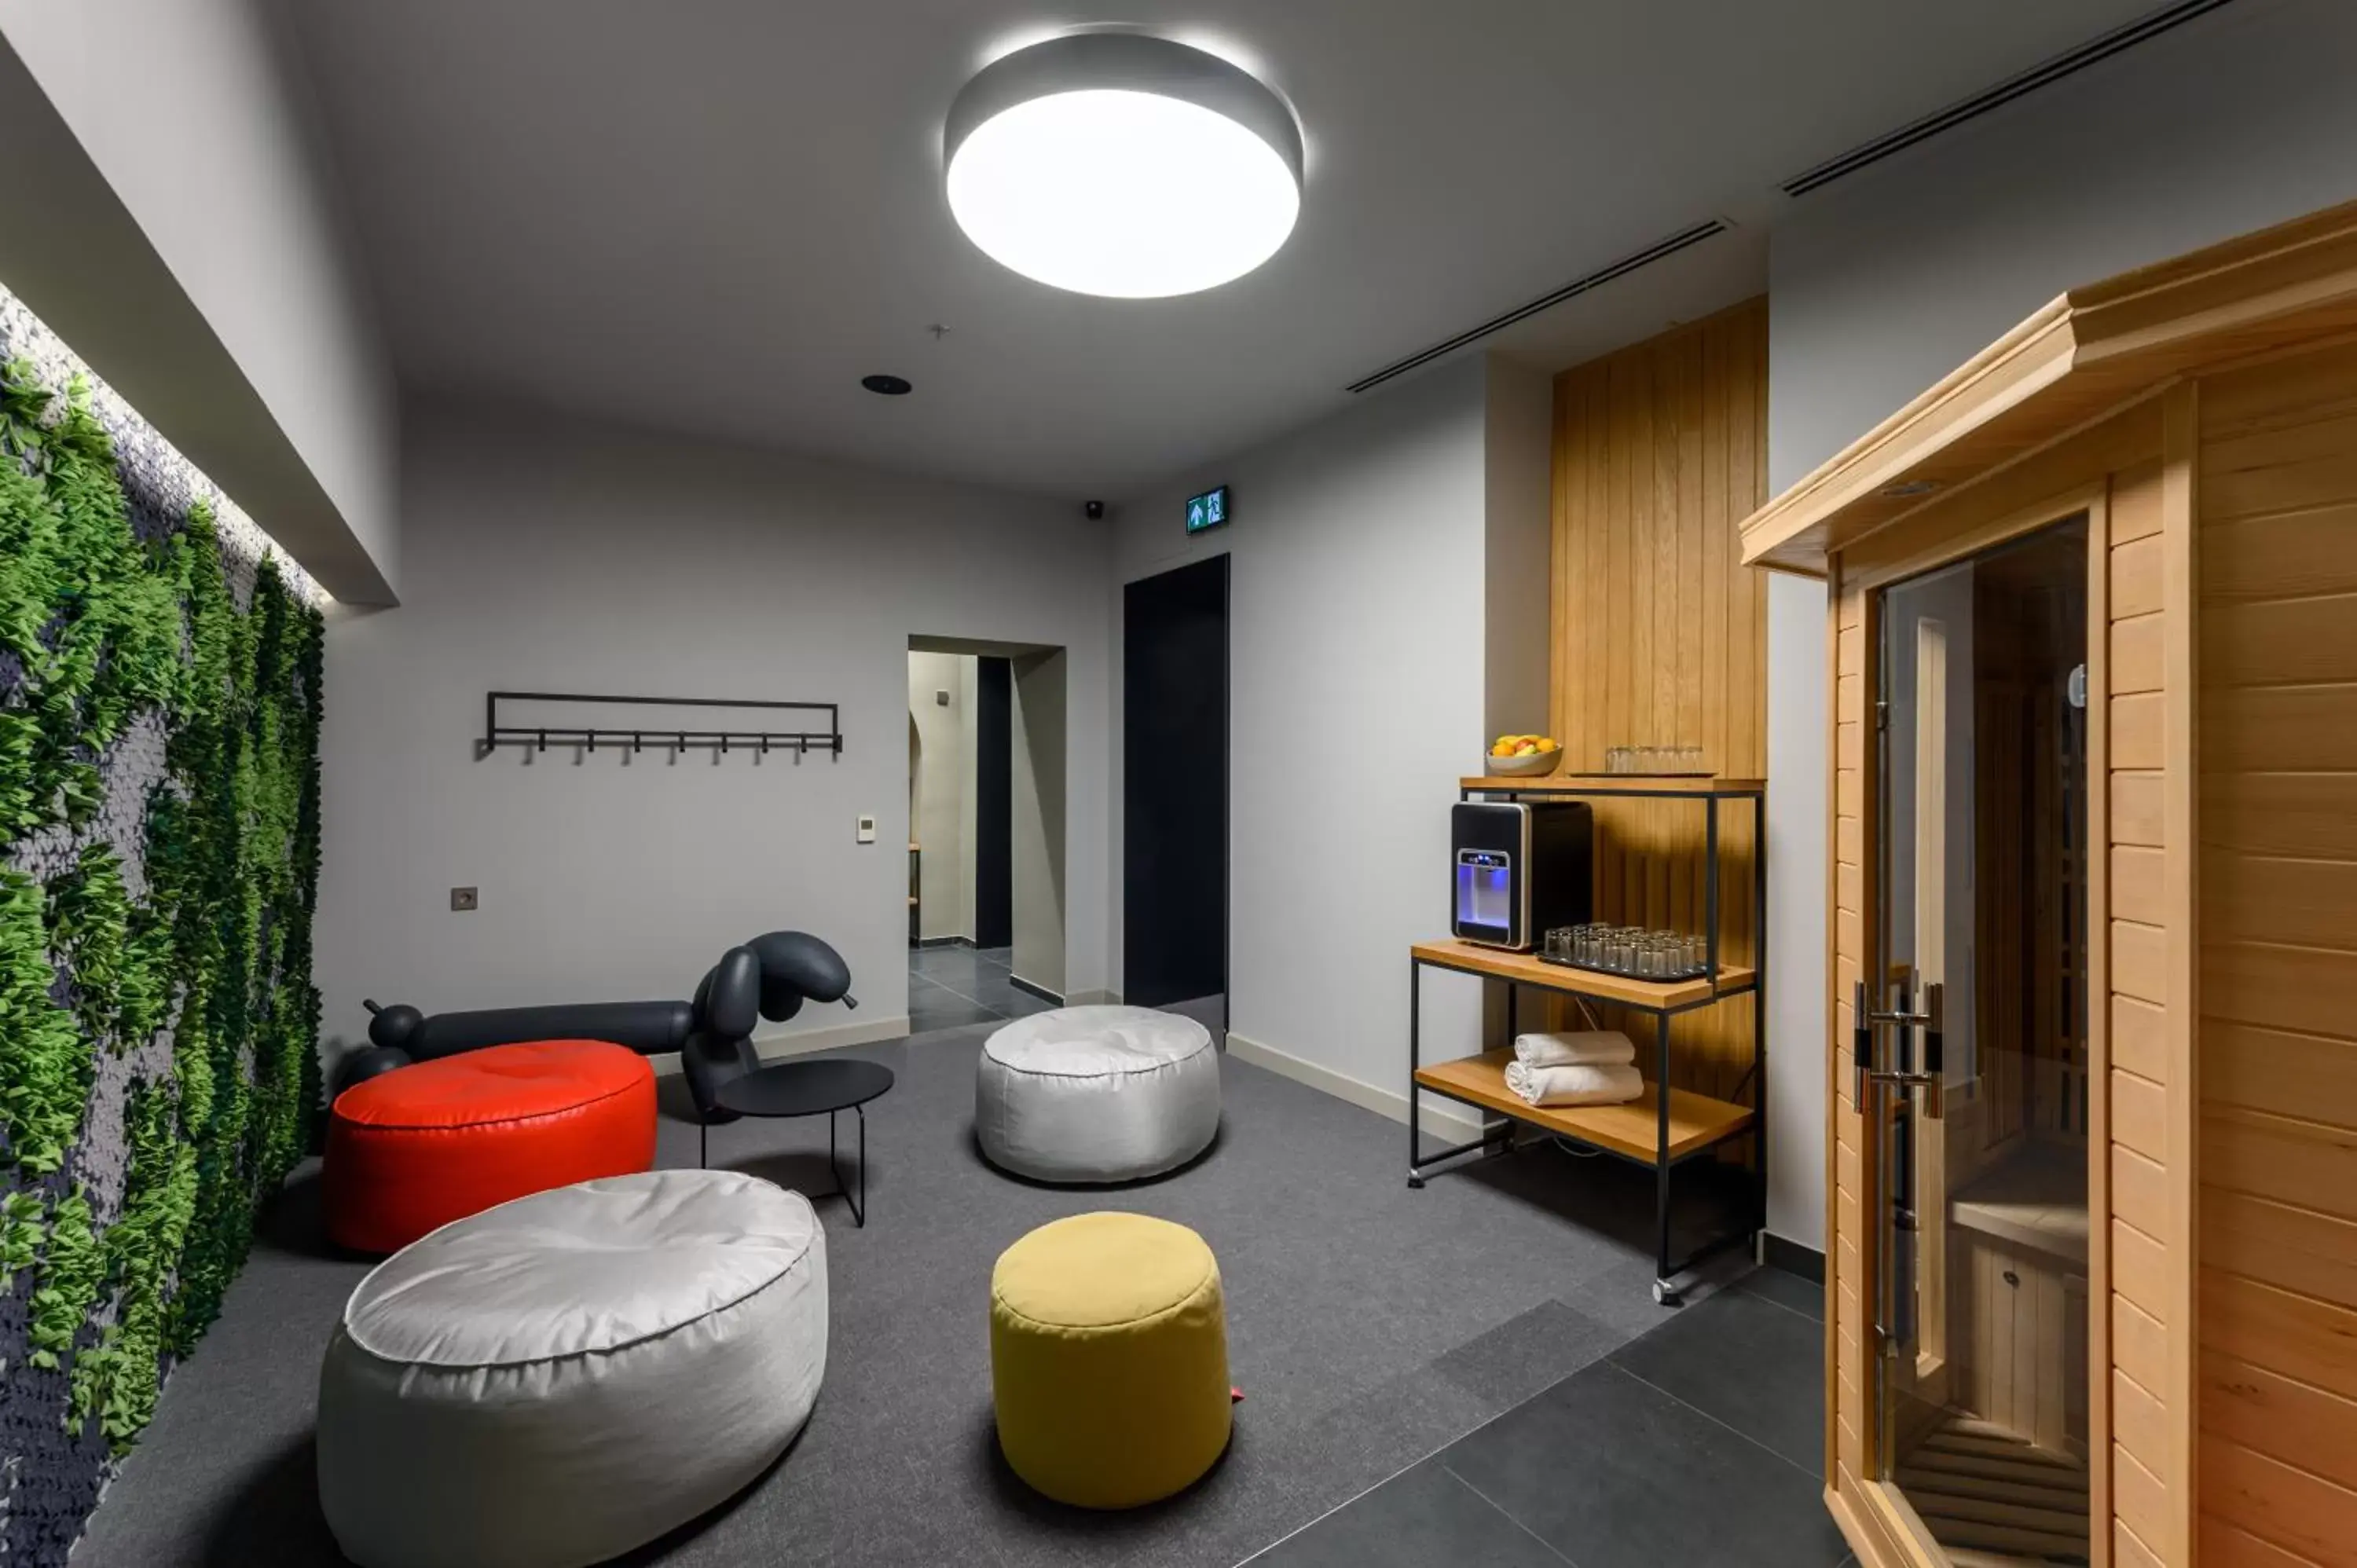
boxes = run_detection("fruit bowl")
[1484,747,1563,778]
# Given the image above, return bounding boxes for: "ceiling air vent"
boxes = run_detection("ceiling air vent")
[1345,218,1728,394]
[1780,0,2240,198]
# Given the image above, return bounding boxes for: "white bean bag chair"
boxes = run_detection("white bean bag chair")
[976,1006,1221,1183]
[317,1169,826,1568]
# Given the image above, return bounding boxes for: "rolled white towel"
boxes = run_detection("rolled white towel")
[1512,1030,1637,1069]
[1503,1060,1644,1108]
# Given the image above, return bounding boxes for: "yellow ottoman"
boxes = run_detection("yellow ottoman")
[989,1212,1230,1508]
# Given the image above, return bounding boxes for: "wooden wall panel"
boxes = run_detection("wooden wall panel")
[2101,454,2187,1566]
[1830,569,1874,1497]
[1549,298,1769,1100]
[2194,337,2357,1568]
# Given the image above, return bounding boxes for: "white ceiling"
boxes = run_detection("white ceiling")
[280,0,2165,503]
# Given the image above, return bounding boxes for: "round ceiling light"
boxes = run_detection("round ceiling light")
[944,32,1303,299]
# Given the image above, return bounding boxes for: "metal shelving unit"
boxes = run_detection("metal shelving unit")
[1407,775,1767,1305]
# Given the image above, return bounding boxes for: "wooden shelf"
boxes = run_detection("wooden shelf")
[1414,1049,1754,1164]
[1461,774,1765,797]
[1411,938,1754,1011]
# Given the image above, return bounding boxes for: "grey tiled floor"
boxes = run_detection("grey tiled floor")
[1243,1266,1849,1568]
[907,943,1054,1031]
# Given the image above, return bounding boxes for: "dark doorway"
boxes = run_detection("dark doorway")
[974,655,1013,949]
[1124,555,1228,1009]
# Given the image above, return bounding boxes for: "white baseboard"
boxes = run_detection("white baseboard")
[754,1015,915,1059]
[1222,1030,1485,1142]
[1064,987,1117,1006]
[644,1013,914,1075]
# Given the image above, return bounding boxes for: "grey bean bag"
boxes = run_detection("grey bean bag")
[317,1169,826,1568]
[976,1006,1221,1183]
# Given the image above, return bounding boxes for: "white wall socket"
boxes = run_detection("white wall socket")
[856,815,876,844]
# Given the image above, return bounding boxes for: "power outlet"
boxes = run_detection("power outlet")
[450,886,479,911]
[856,815,877,844]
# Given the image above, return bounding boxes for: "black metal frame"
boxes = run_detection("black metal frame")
[699,1101,869,1227]
[1408,780,1769,1306]
[478,691,844,759]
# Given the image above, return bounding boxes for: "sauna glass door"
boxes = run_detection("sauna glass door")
[1870,518,2091,1566]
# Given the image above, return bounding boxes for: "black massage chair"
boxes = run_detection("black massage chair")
[343,930,856,1123]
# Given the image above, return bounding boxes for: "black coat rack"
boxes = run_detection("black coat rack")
[477,691,844,760]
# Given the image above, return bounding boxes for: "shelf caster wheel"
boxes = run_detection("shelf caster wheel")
[1406,1174,1426,1189]
[1652,1280,1680,1306]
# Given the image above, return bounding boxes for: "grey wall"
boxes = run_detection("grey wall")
[1011,649,1069,995]
[314,404,1111,1068]
[1112,354,1542,1108]
[0,0,400,602]
[907,651,971,942]
[957,657,981,938]
[1758,0,2357,1249]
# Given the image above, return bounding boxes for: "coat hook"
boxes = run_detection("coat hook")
[632,731,643,753]
[588,731,598,753]
[760,735,770,755]
[537,728,547,753]
[720,733,730,755]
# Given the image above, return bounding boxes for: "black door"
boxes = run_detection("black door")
[974,655,1013,950]
[1124,555,1228,1009]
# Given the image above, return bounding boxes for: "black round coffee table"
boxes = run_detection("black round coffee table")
[705,1059,894,1226]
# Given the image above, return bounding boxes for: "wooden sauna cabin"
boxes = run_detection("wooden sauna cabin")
[1742,200,2357,1568]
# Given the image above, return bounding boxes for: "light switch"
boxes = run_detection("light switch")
[450,887,478,911]
[856,815,877,844]
[936,689,951,706]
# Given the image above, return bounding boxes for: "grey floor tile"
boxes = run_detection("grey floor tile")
[1429,1299,1622,1410]
[1553,1251,1739,1343]
[1608,1283,1824,1472]
[1440,1361,1847,1568]
[910,948,995,988]
[1735,1263,1826,1324]
[961,974,1048,1016]
[911,1003,1003,1032]
[908,974,1005,1031]
[1246,1457,1568,1568]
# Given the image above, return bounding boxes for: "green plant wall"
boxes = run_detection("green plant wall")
[0,289,324,1565]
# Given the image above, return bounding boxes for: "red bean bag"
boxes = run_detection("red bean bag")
[326,1039,657,1254]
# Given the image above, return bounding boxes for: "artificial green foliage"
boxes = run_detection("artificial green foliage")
[27,1189,100,1368]
[0,349,324,1467]
[71,1086,199,1450]
[1,1186,44,1283]
[0,870,90,1174]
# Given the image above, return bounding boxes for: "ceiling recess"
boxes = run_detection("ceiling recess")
[1346,218,1728,394]
[1779,0,2239,198]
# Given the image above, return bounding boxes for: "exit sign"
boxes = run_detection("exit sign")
[1185,485,1230,534]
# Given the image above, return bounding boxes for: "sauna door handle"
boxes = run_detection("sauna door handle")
[1853,980,1945,1120]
